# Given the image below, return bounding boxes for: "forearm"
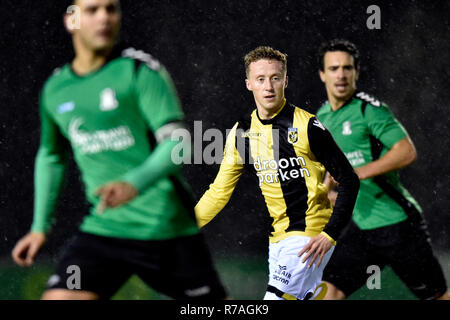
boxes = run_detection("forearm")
[31,147,68,233]
[195,170,241,227]
[323,170,359,240]
[356,136,417,180]
[122,138,187,193]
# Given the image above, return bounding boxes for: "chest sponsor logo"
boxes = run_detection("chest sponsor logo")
[342,121,352,135]
[287,127,298,144]
[254,156,310,186]
[57,101,75,114]
[100,88,118,111]
[345,150,365,166]
[69,117,135,155]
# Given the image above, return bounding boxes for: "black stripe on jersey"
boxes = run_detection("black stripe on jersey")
[361,101,369,115]
[368,131,425,228]
[373,176,428,235]
[237,115,275,235]
[271,104,309,232]
[369,134,384,161]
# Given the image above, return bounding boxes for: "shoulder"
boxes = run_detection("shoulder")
[237,109,255,131]
[120,47,163,72]
[354,91,383,108]
[41,64,71,97]
[316,100,331,117]
[291,103,316,123]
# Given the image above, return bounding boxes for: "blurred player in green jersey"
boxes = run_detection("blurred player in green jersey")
[11,0,227,300]
[316,39,449,300]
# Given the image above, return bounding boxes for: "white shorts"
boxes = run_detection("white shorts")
[265,235,334,300]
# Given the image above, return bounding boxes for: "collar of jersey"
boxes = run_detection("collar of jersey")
[68,44,124,79]
[256,99,287,125]
[329,91,358,113]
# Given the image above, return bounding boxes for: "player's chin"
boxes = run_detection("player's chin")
[92,38,116,52]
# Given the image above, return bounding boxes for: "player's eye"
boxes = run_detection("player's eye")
[85,6,98,14]
[106,4,118,13]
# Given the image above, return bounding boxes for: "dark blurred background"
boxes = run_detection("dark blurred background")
[0,0,449,297]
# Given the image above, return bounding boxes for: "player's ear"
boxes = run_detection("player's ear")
[245,78,252,91]
[284,75,288,88]
[319,69,326,83]
[355,65,360,81]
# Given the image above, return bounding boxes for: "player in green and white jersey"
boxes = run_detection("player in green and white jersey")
[315,39,449,300]
[11,0,226,300]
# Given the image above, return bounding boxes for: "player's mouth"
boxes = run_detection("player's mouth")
[97,29,114,39]
[264,94,276,101]
[335,83,348,93]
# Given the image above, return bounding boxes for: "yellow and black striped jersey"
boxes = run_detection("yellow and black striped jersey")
[195,100,359,244]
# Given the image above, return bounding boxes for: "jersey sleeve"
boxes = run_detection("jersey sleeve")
[307,117,360,242]
[365,103,408,148]
[122,64,189,192]
[31,91,70,233]
[135,63,184,132]
[195,123,245,227]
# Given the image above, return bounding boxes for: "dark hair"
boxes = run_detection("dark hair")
[244,46,287,77]
[317,39,360,71]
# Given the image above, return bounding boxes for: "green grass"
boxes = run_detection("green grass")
[0,256,428,300]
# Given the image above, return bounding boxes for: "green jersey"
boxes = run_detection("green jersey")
[316,92,422,230]
[31,47,199,240]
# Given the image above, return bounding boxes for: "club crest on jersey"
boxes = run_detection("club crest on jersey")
[287,128,298,144]
[342,121,352,135]
[100,88,118,111]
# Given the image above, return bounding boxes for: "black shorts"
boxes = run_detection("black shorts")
[323,216,448,300]
[46,232,227,300]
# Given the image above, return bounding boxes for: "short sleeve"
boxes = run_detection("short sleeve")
[365,103,408,148]
[135,64,184,132]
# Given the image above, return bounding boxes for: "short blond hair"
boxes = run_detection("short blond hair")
[244,46,287,77]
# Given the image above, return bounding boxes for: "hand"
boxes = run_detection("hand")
[95,181,139,213]
[297,234,333,268]
[12,232,46,267]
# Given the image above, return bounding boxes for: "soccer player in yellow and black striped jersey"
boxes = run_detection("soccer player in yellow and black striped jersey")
[195,46,360,300]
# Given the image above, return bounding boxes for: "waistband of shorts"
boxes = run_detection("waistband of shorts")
[269,231,320,243]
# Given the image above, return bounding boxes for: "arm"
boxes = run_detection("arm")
[324,172,338,206]
[355,136,416,180]
[357,103,415,180]
[195,123,244,227]
[12,94,70,266]
[96,64,190,211]
[308,118,360,242]
[298,118,360,267]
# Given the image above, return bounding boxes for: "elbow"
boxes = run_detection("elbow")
[407,146,417,165]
